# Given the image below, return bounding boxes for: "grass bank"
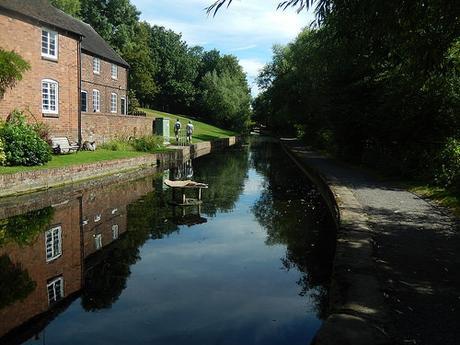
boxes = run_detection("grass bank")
[141,108,237,143]
[405,184,460,217]
[0,150,150,175]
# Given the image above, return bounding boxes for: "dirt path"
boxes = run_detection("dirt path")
[284,141,460,345]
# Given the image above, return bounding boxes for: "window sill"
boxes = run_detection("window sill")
[43,112,59,118]
[41,55,58,62]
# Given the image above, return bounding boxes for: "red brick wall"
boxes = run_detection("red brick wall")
[0,14,79,141]
[0,199,82,338]
[81,52,128,115]
[82,113,154,143]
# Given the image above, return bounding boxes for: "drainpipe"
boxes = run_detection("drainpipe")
[77,38,82,145]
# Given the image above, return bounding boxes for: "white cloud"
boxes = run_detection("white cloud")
[239,58,264,78]
[133,0,314,98]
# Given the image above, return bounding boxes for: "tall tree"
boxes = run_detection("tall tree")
[50,0,81,17]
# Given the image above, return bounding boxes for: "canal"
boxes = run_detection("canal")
[0,138,336,345]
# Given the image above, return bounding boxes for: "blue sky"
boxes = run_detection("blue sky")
[131,0,314,95]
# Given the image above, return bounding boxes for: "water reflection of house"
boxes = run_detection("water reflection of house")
[0,176,155,343]
[0,199,82,343]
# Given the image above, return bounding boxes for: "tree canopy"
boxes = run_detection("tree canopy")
[252,0,460,184]
[52,0,252,132]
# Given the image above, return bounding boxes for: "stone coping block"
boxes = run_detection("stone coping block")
[0,136,239,198]
[280,139,391,345]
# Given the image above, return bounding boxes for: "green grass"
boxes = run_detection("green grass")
[406,184,460,217]
[0,150,150,175]
[141,108,237,143]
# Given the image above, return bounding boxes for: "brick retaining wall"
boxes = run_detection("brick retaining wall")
[82,113,154,143]
[0,137,238,198]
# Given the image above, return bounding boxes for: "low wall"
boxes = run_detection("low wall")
[280,139,389,345]
[0,136,239,198]
[82,113,154,143]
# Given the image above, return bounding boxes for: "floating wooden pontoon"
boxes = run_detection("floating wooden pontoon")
[164,179,208,206]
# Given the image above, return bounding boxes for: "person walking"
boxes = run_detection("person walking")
[186,120,194,144]
[174,119,181,144]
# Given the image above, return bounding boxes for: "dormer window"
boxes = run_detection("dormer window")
[41,29,58,60]
[111,64,118,79]
[93,57,100,74]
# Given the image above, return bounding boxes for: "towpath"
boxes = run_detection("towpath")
[283,140,460,345]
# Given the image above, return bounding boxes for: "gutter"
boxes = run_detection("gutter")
[77,38,82,145]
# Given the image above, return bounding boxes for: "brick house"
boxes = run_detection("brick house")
[0,0,153,144]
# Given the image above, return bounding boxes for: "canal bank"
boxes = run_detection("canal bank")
[281,139,460,345]
[0,138,335,345]
[0,137,238,198]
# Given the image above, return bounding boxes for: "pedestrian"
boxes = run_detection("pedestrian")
[174,118,181,144]
[186,120,194,144]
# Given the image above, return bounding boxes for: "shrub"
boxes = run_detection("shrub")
[0,110,52,166]
[131,135,165,153]
[100,139,134,152]
[435,138,460,191]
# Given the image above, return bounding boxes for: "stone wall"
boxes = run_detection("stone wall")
[81,113,154,143]
[0,13,80,141]
[0,136,238,198]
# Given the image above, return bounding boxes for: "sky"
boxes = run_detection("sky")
[131,0,315,96]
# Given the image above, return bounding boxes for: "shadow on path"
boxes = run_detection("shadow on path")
[287,143,460,345]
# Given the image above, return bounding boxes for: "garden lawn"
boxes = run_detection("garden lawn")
[141,108,237,143]
[0,149,150,175]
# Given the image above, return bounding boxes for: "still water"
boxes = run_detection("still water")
[0,139,336,345]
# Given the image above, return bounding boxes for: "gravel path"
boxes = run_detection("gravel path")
[285,144,460,345]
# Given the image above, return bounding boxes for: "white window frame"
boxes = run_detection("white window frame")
[111,63,118,79]
[92,89,100,112]
[112,224,119,240]
[47,276,64,305]
[93,57,101,74]
[110,93,117,113]
[42,79,59,115]
[45,225,62,262]
[81,90,88,112]
[95,234,102,250]
[120,97,126,115]
[41,28,58,60]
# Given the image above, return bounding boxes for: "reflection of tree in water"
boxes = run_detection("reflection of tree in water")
[250,140,336,319]
[193,146,249,217]
[81,147,250,310]
[0,255,36,310]
[0,207,54,247]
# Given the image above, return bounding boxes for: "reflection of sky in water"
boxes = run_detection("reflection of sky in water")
[24,162,323,345]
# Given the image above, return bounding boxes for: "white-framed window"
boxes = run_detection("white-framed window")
[110,93,117,113]
[47,276,64,304]
[45,225,62,262]
[92,89,100,112]
[120,97,126,115]
[112,224,119,240]
[81,90,87,112]
[42,79,59,115]
[94,234,102,250]
[93,57,101,74]
[111,63,118,79]
[41,28,58,60]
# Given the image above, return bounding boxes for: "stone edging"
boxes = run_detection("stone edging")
[0,136,238,198]
[280,140,391,345]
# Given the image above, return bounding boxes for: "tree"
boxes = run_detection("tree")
[50,0,81,17]
[148,26,201,113]
[200,70,251,131]
[0,49,30,98]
